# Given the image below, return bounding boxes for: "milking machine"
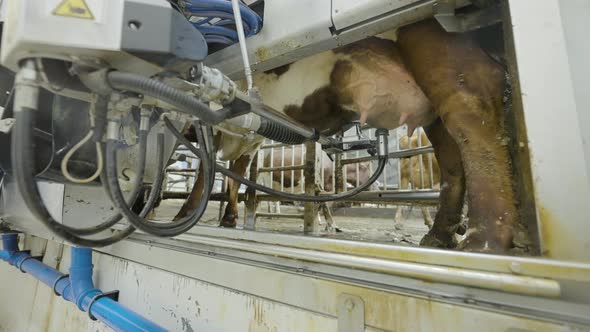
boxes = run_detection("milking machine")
[0,0,389,247]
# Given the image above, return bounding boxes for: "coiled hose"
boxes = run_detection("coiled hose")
[68,131,148,236]
[69,96,147,236]
[104,119,214,237]
[11,107,136,247]
[181,0,263,45]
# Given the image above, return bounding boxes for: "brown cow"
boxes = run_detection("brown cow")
[395,131,440,228]
[261,146,380,192]
[177,19,516,252]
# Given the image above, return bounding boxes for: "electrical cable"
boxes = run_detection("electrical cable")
[165,117,385,202]
[60,130,103,184]
[106,71,225,125]
[181,0,263,45]
[12,106,136,247]
[10,62,167,245]
[68,95,148,236]
[104,119,214,236]
[216,157,387,202]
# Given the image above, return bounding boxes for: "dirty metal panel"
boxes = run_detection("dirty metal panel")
[558,0,590,185]
[97,239,589,331]
[205,0,335,80]
[0,178,64,239]
[205,0,470,80]
[338,294,365,332]
[507,0,590,262]
[181,226,590,284]
[331,0,426,30]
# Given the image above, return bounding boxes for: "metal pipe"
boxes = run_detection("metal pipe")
[258,165,305,173]
[256,213,305,220]
[260,142,295,149]
[0,234,166,331]
[170,233,561,297]
[231,0,253,92]
[341,146,434,165]
[234,91,333,145]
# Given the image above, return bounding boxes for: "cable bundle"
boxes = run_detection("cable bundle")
[181,0,263,45]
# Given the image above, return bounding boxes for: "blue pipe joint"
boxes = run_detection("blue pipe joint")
[1,234,23,266]
[70,247,101,311]
[1,234,19,253]
[1,237,166,330]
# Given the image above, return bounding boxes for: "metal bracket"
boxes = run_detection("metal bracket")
[434,1,502,33]
[337,294,365,332]
[0,118,16,134]
[87,290,120,321]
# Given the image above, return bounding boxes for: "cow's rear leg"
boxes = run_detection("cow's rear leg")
[421,119,465,248]
[220,154,254,228]
[399,20,517,252]
[443,101,516,251]
[421,207,434,229]
[174,160,206,220]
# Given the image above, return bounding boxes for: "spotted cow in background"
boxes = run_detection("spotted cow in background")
[177,18,519,252]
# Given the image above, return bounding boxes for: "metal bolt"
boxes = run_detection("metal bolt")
[510,262,522,274]
[464,298,476,305]
[128,20,142,30]
[345,299,355,311]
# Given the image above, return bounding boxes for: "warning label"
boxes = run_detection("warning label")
[53,0,94,20]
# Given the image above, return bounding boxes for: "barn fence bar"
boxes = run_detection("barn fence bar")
[162,127,440,231]
[340,146,434,165]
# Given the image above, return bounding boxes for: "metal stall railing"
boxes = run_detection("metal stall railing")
[161,126,440,234]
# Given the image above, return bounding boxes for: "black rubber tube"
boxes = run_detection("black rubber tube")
[12,107,135,247]
[167,118,386,202]
[92,95,108,142]
[107,72,225,125]
[217,157,387,203]
[256,118,308,145]
[104,124,214,236]
[69,131,148,236]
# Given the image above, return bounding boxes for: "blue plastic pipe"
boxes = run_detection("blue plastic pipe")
[0,234,167,332]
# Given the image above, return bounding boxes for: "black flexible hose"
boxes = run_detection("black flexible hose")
[217,157,387,203]
[165,118,386,202]
[12,107,135,247]
[257,118,307,144]
[107,71,225,125]
[69,131,148,236]
[92,95,108,142]
[68,92,150,235]
[104,122,214,236]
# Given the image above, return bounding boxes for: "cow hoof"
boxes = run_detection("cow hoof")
[457,232,486,251]
[419,232,458,249]
[458,230,512,254]
[173,212,186,221]
[455,222,468,236]
[219,214,238,228]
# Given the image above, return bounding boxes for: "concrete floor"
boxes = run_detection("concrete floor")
[153,199,432,246]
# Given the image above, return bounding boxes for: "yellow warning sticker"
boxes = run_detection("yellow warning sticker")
[53,0,94,20]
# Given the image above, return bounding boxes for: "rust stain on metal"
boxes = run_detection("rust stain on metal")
[255,47,270,63]
[255,40,302,64]
[536,204,569,260]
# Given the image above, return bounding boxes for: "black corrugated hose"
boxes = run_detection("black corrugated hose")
[107,71,225,125]
[104,119,214,237]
